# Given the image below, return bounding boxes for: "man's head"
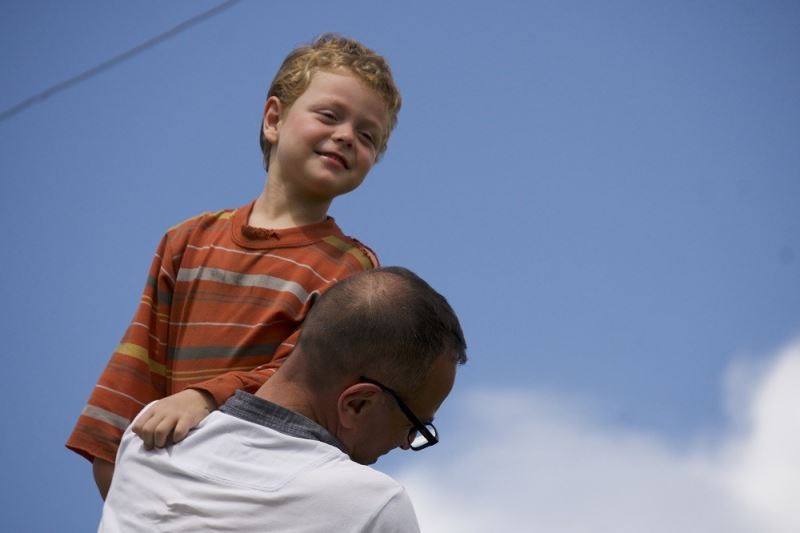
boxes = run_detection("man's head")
[288,267,467,464]
[259,34,401,170]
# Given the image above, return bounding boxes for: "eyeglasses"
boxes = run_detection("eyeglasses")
[359,376,439,451]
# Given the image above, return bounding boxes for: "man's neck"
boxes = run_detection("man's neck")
[254,379,336,434]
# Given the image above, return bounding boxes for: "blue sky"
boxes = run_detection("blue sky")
[1,1,798,531]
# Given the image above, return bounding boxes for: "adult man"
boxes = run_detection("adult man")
[99,266,467,532]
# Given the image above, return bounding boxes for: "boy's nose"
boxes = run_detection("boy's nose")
[332,125,354,146]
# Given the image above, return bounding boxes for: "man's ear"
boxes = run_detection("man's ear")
[261,96,283,145]
[337,384,381,430]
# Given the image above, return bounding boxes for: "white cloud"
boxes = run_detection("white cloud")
[724,347,800,533]
[395,341,800,533]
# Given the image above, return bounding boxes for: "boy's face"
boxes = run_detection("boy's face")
[262,70,388,202]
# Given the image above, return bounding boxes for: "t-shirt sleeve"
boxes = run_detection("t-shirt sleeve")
[66,233,177,463]
[187,328,299,406]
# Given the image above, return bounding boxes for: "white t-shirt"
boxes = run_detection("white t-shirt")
[99,391,420,533]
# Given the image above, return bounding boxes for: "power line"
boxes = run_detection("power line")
[0,0,241,124]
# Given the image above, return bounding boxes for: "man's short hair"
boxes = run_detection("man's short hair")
[296,267,467,393]
[259,33,402,168]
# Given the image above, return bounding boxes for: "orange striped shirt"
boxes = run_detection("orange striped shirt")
[67,201,378,463]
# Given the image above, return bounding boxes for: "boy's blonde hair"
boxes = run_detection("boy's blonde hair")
[260,34,402,168]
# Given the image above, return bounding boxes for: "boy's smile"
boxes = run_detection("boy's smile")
[317,150,349,170]
[263,70,389,204]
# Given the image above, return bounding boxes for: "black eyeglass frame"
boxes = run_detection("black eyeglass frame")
[358,376,439,451]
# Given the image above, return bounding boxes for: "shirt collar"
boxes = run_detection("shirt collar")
[220,390,348,455]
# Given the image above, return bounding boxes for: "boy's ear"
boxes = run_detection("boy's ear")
[262,96,283,145]
[337,384,381,430]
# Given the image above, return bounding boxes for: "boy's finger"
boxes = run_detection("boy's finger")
[131,409,154,436]
[139,416,160,450]
[153,417,177,448]
[173,418,191,443]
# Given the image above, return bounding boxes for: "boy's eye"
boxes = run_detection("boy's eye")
[359,131,376,146]
[318,111,337,121]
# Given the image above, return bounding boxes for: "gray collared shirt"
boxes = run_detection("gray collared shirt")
[220,389,348,455]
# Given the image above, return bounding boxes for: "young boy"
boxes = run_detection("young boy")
[67,34,402,498]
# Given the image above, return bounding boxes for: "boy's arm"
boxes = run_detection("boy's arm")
[132,330,299,446]
[66,232,177,485]
[93,458,115,500]
[190,329,300,403]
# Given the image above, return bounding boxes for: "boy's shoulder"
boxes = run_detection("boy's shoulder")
[154,206,240,257]
[166,207,237,234]
[337,235,379,270]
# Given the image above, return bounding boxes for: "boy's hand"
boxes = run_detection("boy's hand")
[132,389,217,449]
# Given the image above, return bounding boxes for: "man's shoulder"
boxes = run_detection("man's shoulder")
[306,461,419,530]
[308,454,407,500]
